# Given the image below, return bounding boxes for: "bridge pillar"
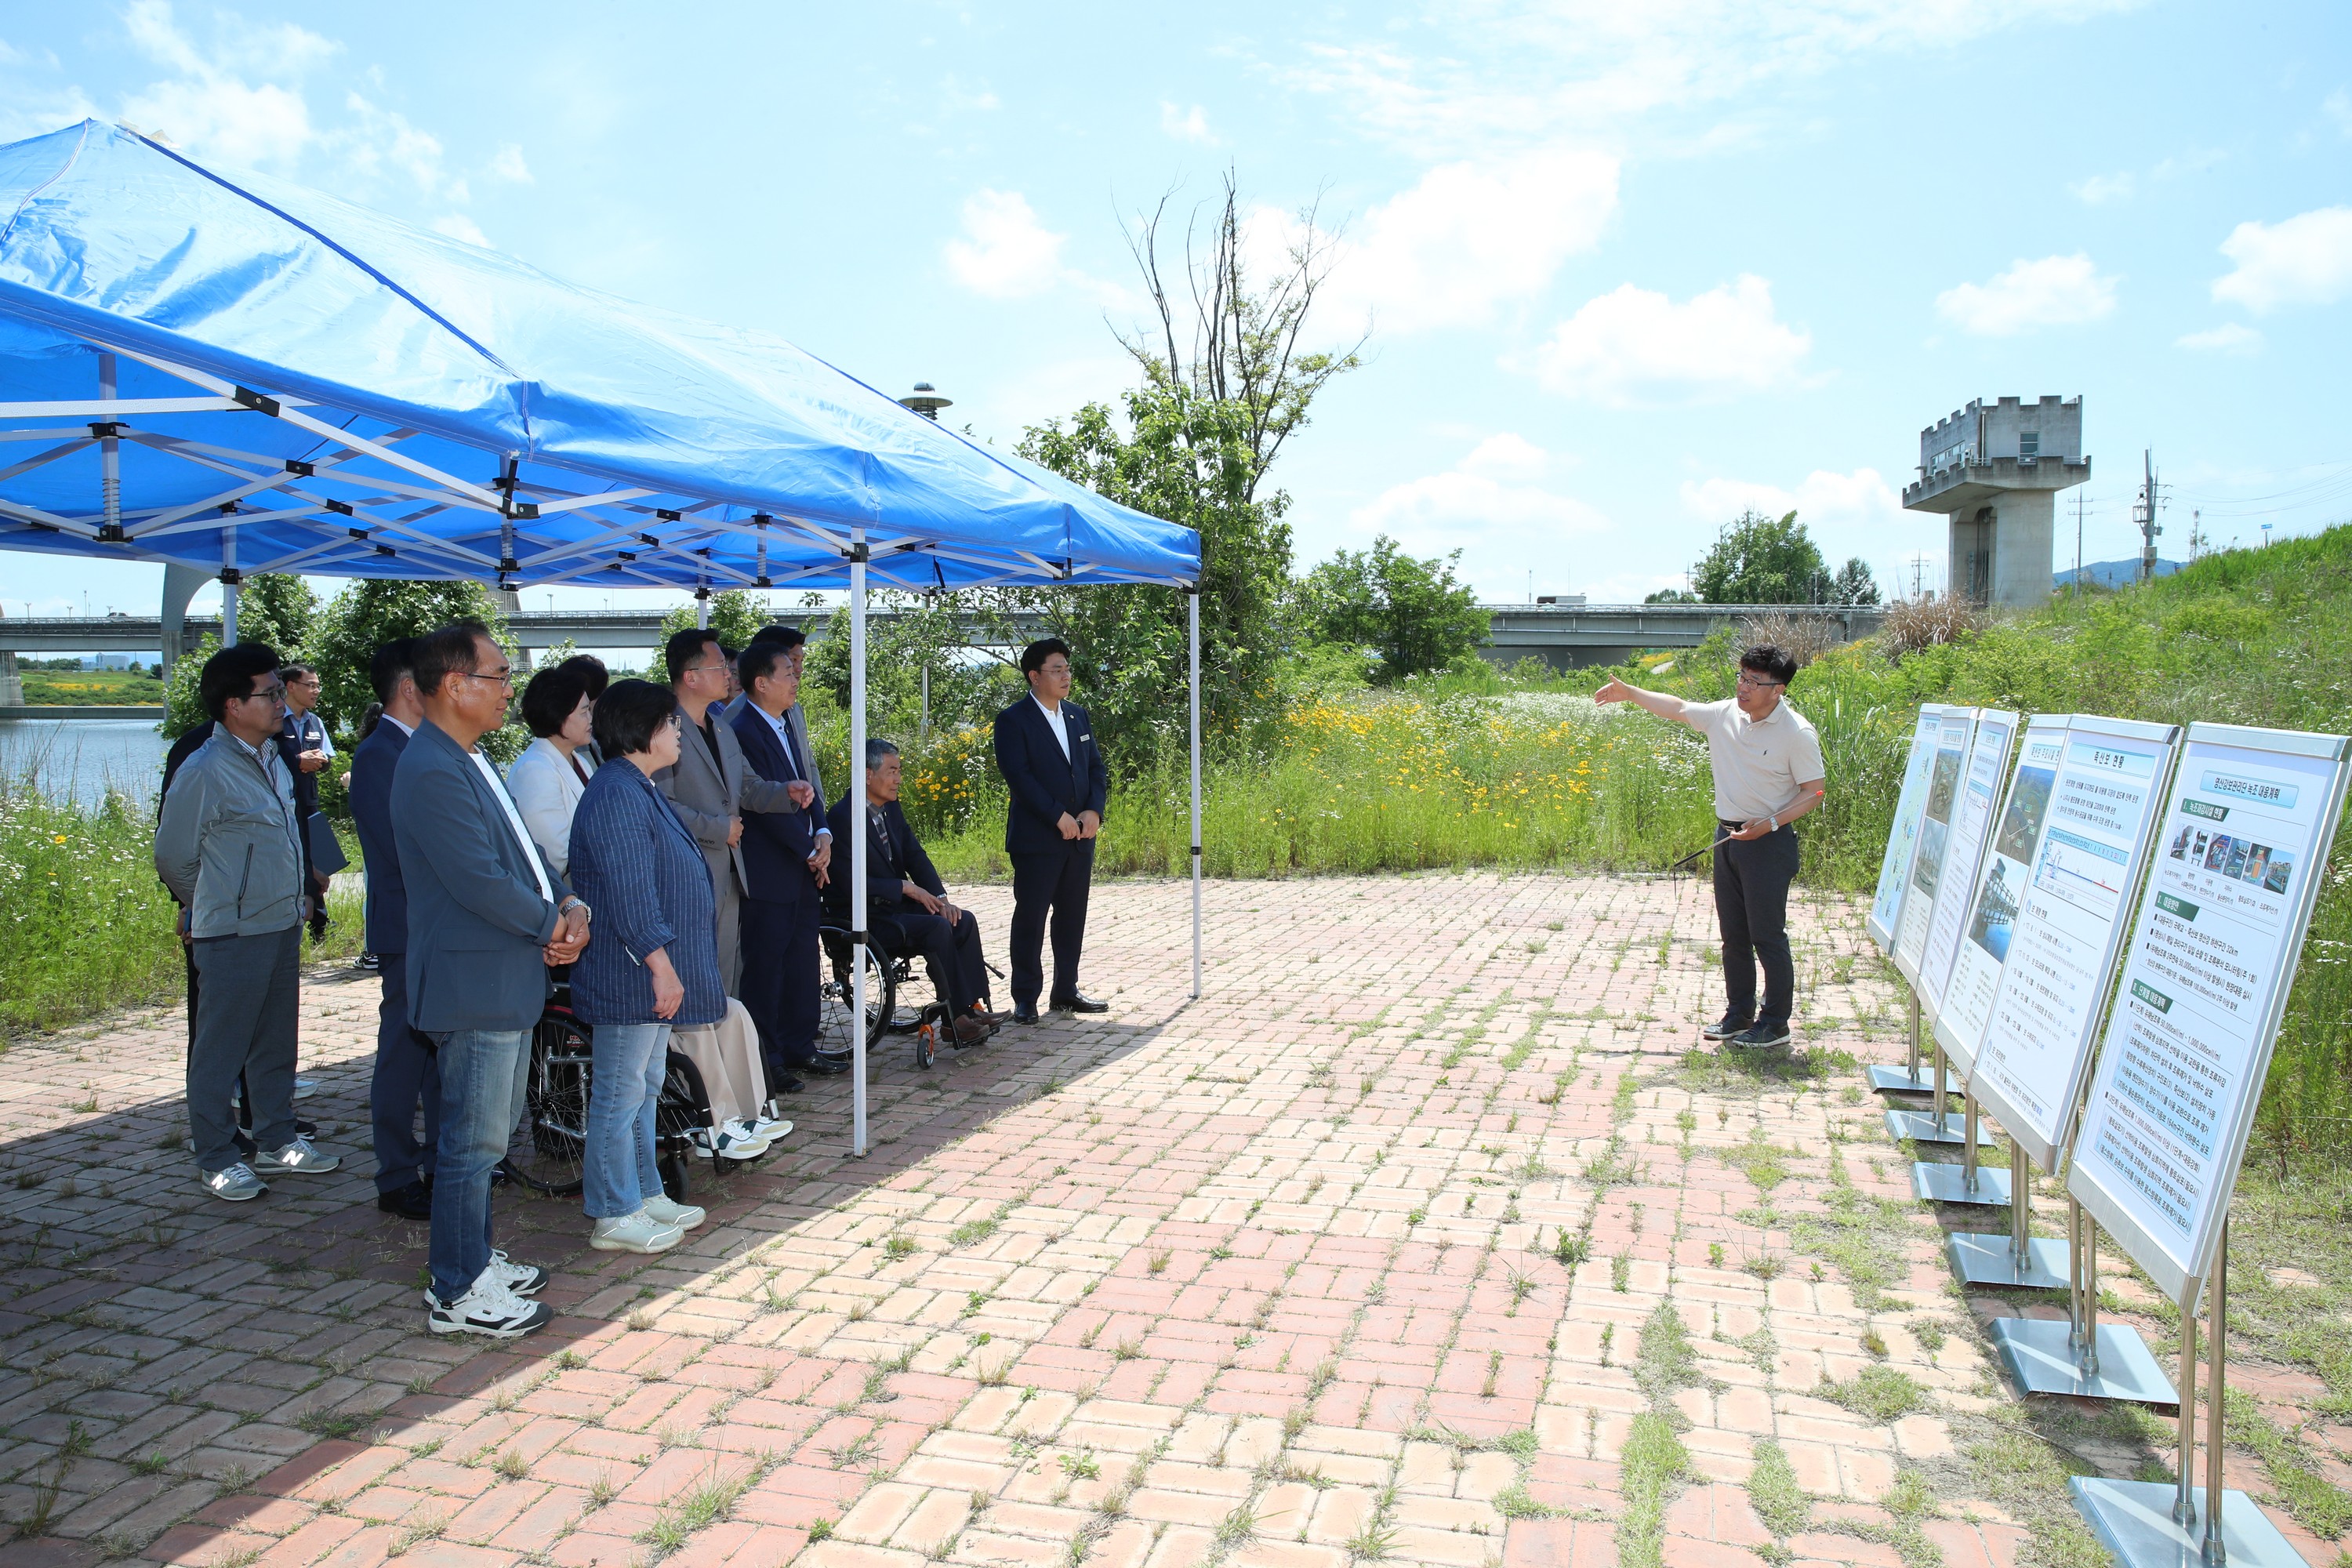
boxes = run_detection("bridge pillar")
[160,563,212,681]
[0,650,21,707]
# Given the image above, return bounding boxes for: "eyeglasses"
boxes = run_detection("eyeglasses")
[1736,672,1785,689]
[1037,662,1073,677]
[454,668,515,689]
[236,683,288,705]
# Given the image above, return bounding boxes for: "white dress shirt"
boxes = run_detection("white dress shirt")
[1033,694,1069,760]
[470,747,554,905]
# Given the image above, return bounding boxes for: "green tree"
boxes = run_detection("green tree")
[162,635,217,739]
[1644,587,1700,604]
[1691,510,1829,604]
[1302,535,1490,684]
[658,589,779,656]
[234,573,318,656]
[1002,171,1361,763]
[1827,556,1881,607]
[803,593,989,739]
[307,579,517,743]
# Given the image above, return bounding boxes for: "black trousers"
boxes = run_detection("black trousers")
[1714,822,1800,1025]
[1009,840,1094,1008]
[369,952,441,1192]
[740,887,821,1076]
[879,907,993,1018]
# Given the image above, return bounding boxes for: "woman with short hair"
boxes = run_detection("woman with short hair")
[506,666,596,876]
[565,680,727,1253]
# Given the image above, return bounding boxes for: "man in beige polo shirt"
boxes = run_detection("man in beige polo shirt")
[1598,644,1826,1048]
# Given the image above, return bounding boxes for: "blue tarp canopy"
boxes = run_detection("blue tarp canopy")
[0,121,1199,594]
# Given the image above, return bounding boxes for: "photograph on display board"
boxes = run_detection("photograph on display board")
[2266,852,2294,894]
[2204,833,2232,871]
[1911,818,1950,898]
[2167,823,2193,860]
[1968,858,2021,963]
[1995,760,2055,862]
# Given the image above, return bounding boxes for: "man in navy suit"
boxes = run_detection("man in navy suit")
[350,638,436,1221]
[826,739,994,1044]
[394,622,586,1339]
[993,638,1109,1023]
[729,641,834,1086]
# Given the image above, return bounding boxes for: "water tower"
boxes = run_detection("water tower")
[1901,397,2089,607]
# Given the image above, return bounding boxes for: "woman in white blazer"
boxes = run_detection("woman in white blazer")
[506,666,597,876]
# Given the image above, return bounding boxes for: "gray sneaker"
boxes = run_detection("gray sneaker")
[253,1136,341,1175]
[202,1163,267,1202]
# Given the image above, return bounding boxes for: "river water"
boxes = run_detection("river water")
[0,718,172,808]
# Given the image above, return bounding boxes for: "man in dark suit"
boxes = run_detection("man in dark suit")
[350,638,436,1221]
[826,739,994,1045]
[993,637,1109,1023]
[730,641,836,1087]
[393,622,586,1339]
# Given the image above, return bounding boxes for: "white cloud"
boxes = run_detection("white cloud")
[332,93,447,197]
[1528,275,1810,405]
[944,189,1069,299]
[488,143,532,183]
[1160,102,1214,143]
[1351,435,1612,565]
[2071,171,2133,204]
[431,213,492,248]
[118,0,336,169]
[1305,147,1619,334]
[2176,322,2262,354]
[2212,206,2352,314]
[1279,1,2138,155]
[1935,253,2118,336]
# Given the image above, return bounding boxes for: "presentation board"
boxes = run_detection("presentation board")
[1868,706,1953,954]
[1934,717,2071,1075]
[2068,723,2352,1306]
[1917,710,2019,1023]
[1969,717,2180,1171]
[1892,708,1979,986]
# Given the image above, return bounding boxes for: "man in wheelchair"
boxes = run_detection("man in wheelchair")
[825,739,996,1047]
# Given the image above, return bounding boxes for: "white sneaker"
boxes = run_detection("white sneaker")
[687,1124,768,1162]
[744,1111,793,1142]
[590,1208,684,1254]
[487,1249,549,1297]
[641,1192,706,1232]
[253,1135,340,1175]
[428,1272,553,1338]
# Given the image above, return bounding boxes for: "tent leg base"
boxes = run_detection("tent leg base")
[2071,1480,2303,1568]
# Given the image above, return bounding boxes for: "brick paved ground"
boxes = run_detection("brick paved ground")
[0,873,2320,1567]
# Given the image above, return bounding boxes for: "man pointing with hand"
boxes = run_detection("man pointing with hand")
[1597,643,1825,1050]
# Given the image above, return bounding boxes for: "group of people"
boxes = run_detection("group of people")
[153,619,1115,1340]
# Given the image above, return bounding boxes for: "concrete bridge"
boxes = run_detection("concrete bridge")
[0,601,1886,709]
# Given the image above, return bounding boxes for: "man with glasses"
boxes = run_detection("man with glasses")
[1597,644,1826,1049]
[993,638,1111,1024]
[393,622,587,1338]
[659,630,828,1087]
[154,643,343,1200]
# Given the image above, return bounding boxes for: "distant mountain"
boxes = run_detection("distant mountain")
[2054,557,2184,589]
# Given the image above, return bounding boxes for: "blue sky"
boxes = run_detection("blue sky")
[3,0,2349,626]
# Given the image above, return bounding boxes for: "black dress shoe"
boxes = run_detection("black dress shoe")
[1053,993,1109,1014]
[377,1180,431,1221]
[1011,1004,1040,1025]
[772,1073,808,1094]
[800,1055,851,1076]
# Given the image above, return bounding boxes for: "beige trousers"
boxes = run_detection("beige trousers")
[670,997,768,1126]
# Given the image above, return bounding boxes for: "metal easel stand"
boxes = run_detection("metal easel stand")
[1869,987,1958,1094]
[1885,1040,1998,1148]
[1988,1192,2176,1402]
[2073,1220,2305,1566]
[1946,1133,2066,1287]
[1914,1076,2015,1205]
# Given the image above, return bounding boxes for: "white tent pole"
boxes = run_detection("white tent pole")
[220,529,239,647]
[695,585,710,630]
[1189,586,1202,1000]
[851,531,869,1156]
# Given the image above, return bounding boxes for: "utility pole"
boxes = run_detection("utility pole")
[2136,448,2161,585]
[2073,492,2086,598]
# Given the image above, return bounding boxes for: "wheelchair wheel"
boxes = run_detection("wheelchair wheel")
[654,1051,708,1201]
[915,1014,938,1071]
[506,1011,592,1197]
[817,930,894,1058]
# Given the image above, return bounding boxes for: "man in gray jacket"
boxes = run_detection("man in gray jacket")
[153,643,342,1201]
[394,622,589,1339]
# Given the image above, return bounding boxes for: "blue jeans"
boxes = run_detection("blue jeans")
[584,1022,670,1220]
[426,1027,531,1303]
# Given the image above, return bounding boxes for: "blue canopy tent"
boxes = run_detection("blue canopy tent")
[0,120,1209,1150]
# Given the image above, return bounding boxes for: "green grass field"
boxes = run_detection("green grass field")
[16,668,167,705]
